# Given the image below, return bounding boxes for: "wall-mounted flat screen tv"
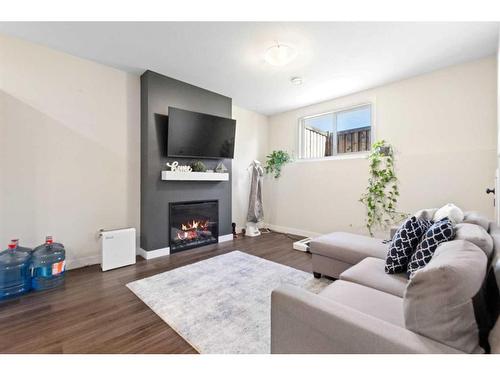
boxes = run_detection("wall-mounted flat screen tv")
[167,107,236,159]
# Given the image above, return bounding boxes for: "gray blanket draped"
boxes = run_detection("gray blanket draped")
[246,162,264,223]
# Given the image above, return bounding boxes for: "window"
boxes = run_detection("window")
[298,104,372,159]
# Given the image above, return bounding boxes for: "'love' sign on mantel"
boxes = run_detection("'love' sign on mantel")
[166,161,192,173]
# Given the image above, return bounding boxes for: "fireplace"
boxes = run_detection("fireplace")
[169,200,219,253]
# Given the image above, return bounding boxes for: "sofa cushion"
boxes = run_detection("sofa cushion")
[489,224,500,273]
[455,223,493,260]
[434,203,464,224]
[310,232,387,265]
[385,216,433,274]
[341,257,408,297]
[320,280,405,327]
[489,221,500,236]
[463,211,490,231]
[414,208,438,221]
[407,218,455,277]
[404,240,487,353]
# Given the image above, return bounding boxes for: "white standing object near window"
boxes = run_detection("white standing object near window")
[100,228,136,271]
[245,160,264,237]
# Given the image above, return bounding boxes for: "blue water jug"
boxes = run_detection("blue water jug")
[31,236,66,291]
[11,239,32,254]
[0,241,32,300]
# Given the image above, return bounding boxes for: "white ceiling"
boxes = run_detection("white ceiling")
[0,22,498,115]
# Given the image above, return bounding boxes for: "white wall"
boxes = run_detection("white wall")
[3,32,494,263]
[0,35,141,268]
[0,34,269,266]
[231,105,269,231]
[497,36,500,223]
[265,57,497,238]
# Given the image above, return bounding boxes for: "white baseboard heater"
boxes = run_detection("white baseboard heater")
[100,227,136,271]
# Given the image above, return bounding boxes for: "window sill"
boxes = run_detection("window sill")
[295,151,369,163]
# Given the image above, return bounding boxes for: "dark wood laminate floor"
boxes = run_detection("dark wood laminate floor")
[0,232,310,353]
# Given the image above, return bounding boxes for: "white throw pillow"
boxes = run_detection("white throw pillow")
[433,203,464,224]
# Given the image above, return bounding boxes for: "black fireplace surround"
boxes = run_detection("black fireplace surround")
[140,71,232,252]
[169,200,219,253]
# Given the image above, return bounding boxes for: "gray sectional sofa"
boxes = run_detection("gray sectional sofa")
[271,210,500,354]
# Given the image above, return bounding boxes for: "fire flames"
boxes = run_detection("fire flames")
[177,219,209,241]
[181,220,208,231]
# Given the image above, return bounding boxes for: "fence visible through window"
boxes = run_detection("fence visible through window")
[300,104,372,159]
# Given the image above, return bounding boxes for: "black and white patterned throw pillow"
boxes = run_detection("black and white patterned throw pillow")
[407,218,455,277]
[385,216,433,274]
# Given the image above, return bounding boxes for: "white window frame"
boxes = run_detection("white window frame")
[297,102,374,162]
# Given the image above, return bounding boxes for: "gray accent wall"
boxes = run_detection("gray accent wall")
[141,70,233,251]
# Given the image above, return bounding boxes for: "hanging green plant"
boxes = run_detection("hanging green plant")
[264,150,292,178]
[359,140,405,236]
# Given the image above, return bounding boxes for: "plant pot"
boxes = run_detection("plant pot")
[377,146,392,156]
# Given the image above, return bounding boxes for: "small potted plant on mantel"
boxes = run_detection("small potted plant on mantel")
[190,161,207,172]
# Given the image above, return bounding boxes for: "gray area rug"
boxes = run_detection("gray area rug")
[127,250,331,353]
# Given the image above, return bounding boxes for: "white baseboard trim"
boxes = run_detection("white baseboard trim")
[137,246,170,260]
[61,226,314,270]
[66,255,101,271]
[263,223,322,239]
[219,233,234,243]
[137,234,234,260]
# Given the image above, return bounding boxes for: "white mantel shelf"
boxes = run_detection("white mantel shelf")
[161,171,229,181]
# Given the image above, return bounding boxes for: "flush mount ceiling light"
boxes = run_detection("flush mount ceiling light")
[264,43,297,66]
[290,77,303,86]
